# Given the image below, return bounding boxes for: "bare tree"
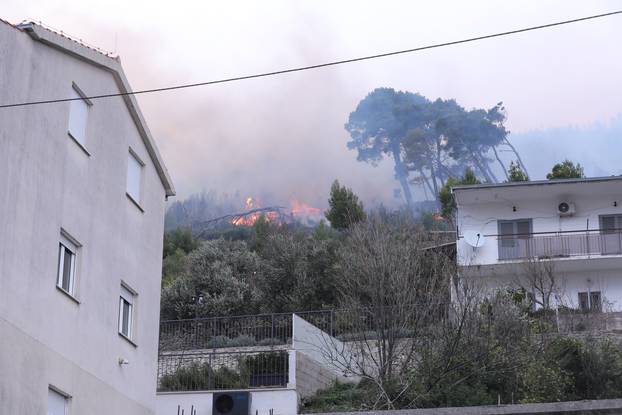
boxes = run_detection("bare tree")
[300,214,469,408]
[515,258,562,311]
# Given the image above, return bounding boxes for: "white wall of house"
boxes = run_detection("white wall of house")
[454,179,622,310]
[456,180,622,266]
[0,21,171,414]
[155,389,298,415]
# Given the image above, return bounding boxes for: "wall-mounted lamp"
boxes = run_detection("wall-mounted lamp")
[118,358,130,365]
[512,206,517,212]
[614,201,618,207]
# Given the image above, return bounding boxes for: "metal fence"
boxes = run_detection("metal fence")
[157,350,289,392]
[159,306,450,352]
[498,230,622,260]
[159,313,293,351]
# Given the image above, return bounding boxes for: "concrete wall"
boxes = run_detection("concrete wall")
[156,389,298,415]
[308,398,622,414]
[292,315,358,398]
[0,21,168,414]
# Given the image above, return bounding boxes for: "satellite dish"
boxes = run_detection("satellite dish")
[464,230,486,248]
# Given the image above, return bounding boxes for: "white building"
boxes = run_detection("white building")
[454,177,622,312]
[0,20,174,415]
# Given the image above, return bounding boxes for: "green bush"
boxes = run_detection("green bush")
[300,381,372,413]
[519,362,571,403]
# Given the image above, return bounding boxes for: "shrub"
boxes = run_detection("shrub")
[228,335,257,347]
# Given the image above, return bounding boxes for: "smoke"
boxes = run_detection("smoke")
[3,0,622,212]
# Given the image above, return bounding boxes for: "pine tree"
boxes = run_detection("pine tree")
[325,180,366,230]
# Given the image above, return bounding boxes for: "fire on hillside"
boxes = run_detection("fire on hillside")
[230,197,323,227]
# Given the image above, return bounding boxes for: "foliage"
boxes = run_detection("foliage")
[345,88,520,206]
[254,226,340,312]
[162,228,199,287]
[159,362,246,391]
[438,167,480,219]
[160,239,261,319]
[507,160,529,182]
[325,180,366,230]
[300,381,375,413]
[546,159,585,179]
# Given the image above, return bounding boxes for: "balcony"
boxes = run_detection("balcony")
[498,229,622,260]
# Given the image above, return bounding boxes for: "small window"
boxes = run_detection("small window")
[48,388,68,415]
[119,284,136,340]
[57,236,78,296]
[67,85,90,147]
[126,150,144,205]
[578,291,602,312]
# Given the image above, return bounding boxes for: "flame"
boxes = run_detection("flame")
[289,199,322,217]
[245,197,254,209]
[229,196,323,227]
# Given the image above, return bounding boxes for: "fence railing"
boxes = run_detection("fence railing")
[157,350,290,392]
[159,305,451,352]
[498,230,622,260]
[159,313,293,351]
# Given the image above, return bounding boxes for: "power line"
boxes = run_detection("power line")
[2,10,621,109]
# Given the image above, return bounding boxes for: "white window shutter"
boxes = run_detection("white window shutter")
[126,153,142,202]
[68,88,88,145]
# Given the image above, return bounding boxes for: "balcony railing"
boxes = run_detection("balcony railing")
[498,229,622,260]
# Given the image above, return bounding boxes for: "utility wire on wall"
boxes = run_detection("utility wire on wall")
[1,10,621,109]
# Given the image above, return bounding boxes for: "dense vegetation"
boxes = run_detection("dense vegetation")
[160,159,610,410]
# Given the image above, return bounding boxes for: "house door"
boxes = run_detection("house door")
[498,219,532,259]
[599,215,622,255]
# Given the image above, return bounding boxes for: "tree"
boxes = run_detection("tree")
[325,180,366,230]
[160,239,261,320]
[255,227,340,312]
[315,214,458,408]
[507,161,529,182]
[546,160,585,179]
[345,88,525,206]
[438,168,480,220]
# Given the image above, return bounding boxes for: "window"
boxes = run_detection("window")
[599,215,622,254]
[57,234,79,296]
[67,84,90,148]
[497,219,532,259]
[48,388,68,415]
[578,291,602,312]
[126,150,144,205]
[119,284,136,340]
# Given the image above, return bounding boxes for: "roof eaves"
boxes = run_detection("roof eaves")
[452,175,622,193]
[20,22,175,197]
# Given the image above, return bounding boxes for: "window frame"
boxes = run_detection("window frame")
[126,148,145,210]
[497,218,533,259]
[578,290,602,313]
[56,230,81,300]
[56,242,76,295]
[67,83,92,155]
[48,386,70,415]
[118,282,137,344]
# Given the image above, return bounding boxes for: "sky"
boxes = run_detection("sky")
[3,1,622,209]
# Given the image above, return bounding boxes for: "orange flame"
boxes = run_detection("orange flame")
[230,196,323,227]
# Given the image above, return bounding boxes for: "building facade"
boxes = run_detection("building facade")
[454,177,622,312]
[0,20,174,415]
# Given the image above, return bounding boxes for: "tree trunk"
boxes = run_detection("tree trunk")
[418,168,436,199]
[492,146,509,181]
[391,142,414,209]
[504,137,530,178]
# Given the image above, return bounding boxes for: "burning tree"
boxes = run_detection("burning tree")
[345,88,527,208]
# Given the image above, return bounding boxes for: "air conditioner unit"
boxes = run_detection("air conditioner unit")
[213,391,251,415]
[557,201,575,216]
